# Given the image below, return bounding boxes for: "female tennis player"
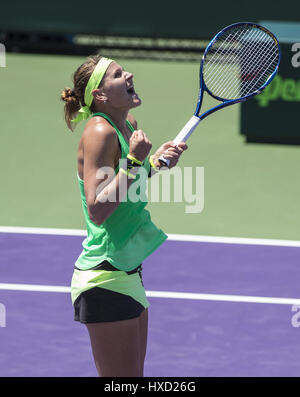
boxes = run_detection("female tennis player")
[61,55,187,377]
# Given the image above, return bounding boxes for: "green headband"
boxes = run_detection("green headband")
[72,57,114,123]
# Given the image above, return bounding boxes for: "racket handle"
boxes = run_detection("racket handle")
[158,156,171,168]
[158,115,201,167]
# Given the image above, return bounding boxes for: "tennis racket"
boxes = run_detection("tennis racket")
[159,22,281,167]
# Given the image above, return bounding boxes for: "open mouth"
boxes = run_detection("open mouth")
[127,84,135,94]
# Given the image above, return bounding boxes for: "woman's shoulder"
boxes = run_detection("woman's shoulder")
[83,115,117,143]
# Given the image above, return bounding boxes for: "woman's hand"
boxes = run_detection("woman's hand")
[129,130,152,162]
[152,141,188,169]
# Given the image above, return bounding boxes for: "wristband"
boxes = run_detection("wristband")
[120,167,137,179]
[127,154,143,169]
[149,155,160,172]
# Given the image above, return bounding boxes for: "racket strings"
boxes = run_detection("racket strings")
[203,28,260,97]
[204,28,249,78]
[237,46,278,97]
[216,37,278,98]
[206,30,278,98]
[236,33,277,81]
[204,28,263,80]
[238,38,278,84]
[203,29,247,86]
[203,25,279,99]
[236,44,278,97]
[205,32,259,98]
[205,28,270,97]
[203,28,253,83]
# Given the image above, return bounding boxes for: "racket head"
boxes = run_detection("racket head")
[198,22,281,105]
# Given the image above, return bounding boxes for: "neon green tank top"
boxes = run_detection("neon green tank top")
[75,112,167,271]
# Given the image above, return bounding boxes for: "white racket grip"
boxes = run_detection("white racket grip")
[158,115,201,167]
[173,115,201,145]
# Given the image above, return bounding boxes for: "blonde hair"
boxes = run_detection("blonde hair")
[60,55,103,131]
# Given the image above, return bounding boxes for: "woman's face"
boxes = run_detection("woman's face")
[99,62,142,110]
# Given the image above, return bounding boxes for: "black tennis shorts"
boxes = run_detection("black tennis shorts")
[71,262,149,323]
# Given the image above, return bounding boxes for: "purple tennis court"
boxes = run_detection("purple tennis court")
[1,229,300,377]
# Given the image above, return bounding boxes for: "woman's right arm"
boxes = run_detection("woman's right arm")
[83,120,152,226]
